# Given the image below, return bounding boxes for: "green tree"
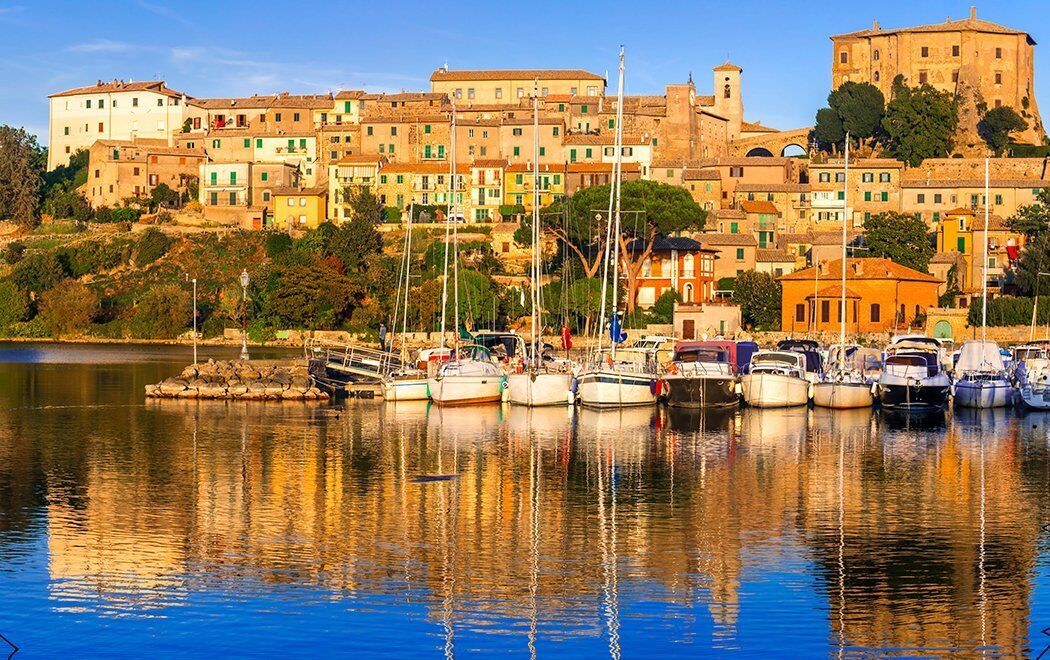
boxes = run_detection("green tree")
[977,106,1027,155]
[264,231,293,258]
[331,188,384,273]
[134,227,173,265]
[0,280,30,328]
[733,270,781,330]
[264,260,356,328]
[1015,232,1050,296]
[0,125,44,227]
[650,288,682,324]
[812,107,845,152]
[130,284,191,338]
[1007,188,1050,237]
[881,75,958,166]
[862,211,935,273]
[150,183,180,210]
[38,279,98,337]
[812,82,884,152]
[10,252,67,294]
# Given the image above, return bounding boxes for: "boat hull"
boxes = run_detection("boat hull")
[812,381,874,409]
[506,372,574,406]
[382,377,430,401]
[1019,386,1050,411]
[662,375,738,409]
[426,375,504,405]
[878,383,949,410]
[953,378,1013,409]
[740,373,810,408]
[577,370,657,408]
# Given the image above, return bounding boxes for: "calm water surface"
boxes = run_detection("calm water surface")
[1,343,1050,657]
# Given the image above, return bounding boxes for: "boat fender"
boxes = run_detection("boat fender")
[870,382,878,396]
[570,377,579,393]
[667,362,678,375]
[566,389,575,405]
[500,377,509,389]
[650,379,660,396]
[808,383,814,400]
[734,382,743,395]
[949,383,956,398]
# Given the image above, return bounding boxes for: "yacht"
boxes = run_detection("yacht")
[660,340,738,409]
[740,350,811,408]
[953,340,1014,408]
[877,335,951,410]
[427,344,506,405]
[1014,342,1050,410]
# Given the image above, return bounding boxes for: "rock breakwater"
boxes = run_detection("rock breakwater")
[145,359,329,400]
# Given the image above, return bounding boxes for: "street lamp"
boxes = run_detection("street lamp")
[192,278,198,365]
[240,269,250,361]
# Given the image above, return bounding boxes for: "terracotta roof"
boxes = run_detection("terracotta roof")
[627,236,709,253]
[471,158,508,168]
[780,258,941,283]
[810,230,862,244]
[566,162,641,173]
[739,200,779,214]
[506,162,563,173]
[805,284,861,299]
[380,161,470,174]
[735,183,811,193]
[50,80,187,99]
[700,233,757,247]
[683,168,720,181]
[757,248,794,263]
[832,14,1031,42]
[778,233,811,245]
[93,139,204,158]
[271,185,327,196]
[713,61,743,72]
[192,93,333,110]
[712,208,746,219]
[332,154,387,165]
[931,251,965,264]
[334,90,366,100]
[430,68,604,82]
[740,120,778,133]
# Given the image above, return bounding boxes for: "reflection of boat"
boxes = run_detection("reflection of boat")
[576,404,655,436]
[952,406,1011,429]
[502,403,573,439]
[663,405,735,434]
[877,336,950,410]
[427,401,503,436]
[809,405,873,435]
[953,340,1013,409]
[880,406,946,430]
[427,344,506,405]
[738,406,809,444]
[740,351,811,408]
[661,341,738,409]
[382,398,431,421]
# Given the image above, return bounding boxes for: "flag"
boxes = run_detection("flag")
[561,325,572,350]
[609,313,627,344]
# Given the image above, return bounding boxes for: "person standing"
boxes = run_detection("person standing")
[379,322,388,352]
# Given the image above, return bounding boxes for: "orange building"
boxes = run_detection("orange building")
[629,236,718,307]
[779,258,942,334]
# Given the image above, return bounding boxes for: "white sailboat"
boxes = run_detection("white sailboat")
[507,80,574,406]
[953,158,1013,408]
[384,202,430,401]
[576,48,658,409]
[813,134,874,409]
[427,105,506,405]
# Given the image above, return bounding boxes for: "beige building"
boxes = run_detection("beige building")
[810,158,903,228]
[831,7,1044,144]
[82,139,204,208]
[429,68,605,104]
[48,80,191,170]
[328,155,387,221]
[199,161,300,228]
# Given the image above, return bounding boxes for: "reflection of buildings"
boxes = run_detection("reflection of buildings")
[9,391,1048,654]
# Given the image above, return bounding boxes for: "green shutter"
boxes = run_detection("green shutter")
[299,139,306,148]
[516,174,523,184]
[397,175,404,184]
[553,175,560,185]
[256,138,263,148]
[425,124,431,134]
[514,146,520,156]
[539,147,545,156]
[381,175,387,184]
[736,248,744,259]
[864,191,871,201]
[243,138,250,148]
[261,172,268,182]
[730,222,738,233]
[230,172,237,184]
[438,145,445,158]
[608,119,614,129]
[344,101,351,113]
[210,172,217,185]
[425,145,431,158]
[957,237,966,252]
[881,192,888,202]
[288,139,295,149]
[570,149,577,162]
[581,105,588,114]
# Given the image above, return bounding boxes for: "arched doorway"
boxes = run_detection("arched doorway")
[781,143,806,158]
[745,147,774,157]
[933,320,953,339]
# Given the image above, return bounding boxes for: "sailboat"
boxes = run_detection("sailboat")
[576,49,658,408]
[427,105,506,405]
[812,133,874,409]
[953,158,1014,409]
[506,81,575,406]
[383,203,431,401]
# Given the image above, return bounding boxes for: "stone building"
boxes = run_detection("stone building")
[429,68,606,104]
[831,7,1044,145]
[81,138,204,208]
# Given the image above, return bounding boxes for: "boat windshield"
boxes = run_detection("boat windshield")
[674,348,728,364]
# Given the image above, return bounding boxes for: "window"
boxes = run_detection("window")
[495,88,503,100]
[581,104,588,114]
[921,46,929,58]
[366,126,373,136]
[821,300,830,323]
[380,175,387,184]
[570,149,577,163]
[210,172,217,185]
[934,193,942,204]
[729,166,744,177]
[539,147,546,156]
[263,192,270,202]
[299,198,307,207]
[512,128,523,136]
[873,50,880,61]
[995,72,1002,85]
[132,97,138,107]
[424,124,431,134]
[585,148,592,158]
[864,191,871,202]
[862,172,873,182]
[919,71,928,84]
[839,51,848,64]
[995,47,1002,59]
[879,172,890,183]
[917,194,925,204]
[795,304,806,323]
[467,88,475,99]
[211,139,221,148]
[287,198,295,207]
[513,146,520,156]
[881,191,888,202]
[98,122,104,132]
[209,192,218,205]
[730,221,739,233]
[957,237,966,252]
[517,87,524,98]
[837,190,845,200]
[835,172,845,183]
[953,45,960,57]
[230,172,237,184]
[735,248,744,260]
[228,192,237,205]
[98,99,104,109]
[870,303,880,323]
[63,126,69,135]
[553,126,559,136]
[995,194,1003,205]
[396,175,404,184]
[293,113,300,122]
[933,212,940,222]
[391,126,397,136]
[85,99,92,109]
[157,99,163,107]
[424,145,431,159]
[515,174,523,185]
[952,71,959,83]
[299,138,307,148]
[541,87,548,97]
[243,138,250,148]
[818,172,830,183]
[274,113,282,122]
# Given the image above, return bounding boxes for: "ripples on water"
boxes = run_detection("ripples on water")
[0,344,1049,657]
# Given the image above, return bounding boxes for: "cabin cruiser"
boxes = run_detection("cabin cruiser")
[1012,342,1050,410]
[812,344,878,409]
[615,335,677,369]
[776,339,824,384]
[427,344,506,405]
[877,335,951,410]
[952,340,1014,408]
[660,341,738,409]
[740,350,811,408]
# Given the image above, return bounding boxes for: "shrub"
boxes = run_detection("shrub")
[264,231,293,258]
[382,206,402,223]
[968,295,1050,326]
[499,204,526,217]
[129,284,191,338]
[10,252,67,294]
[134,228,173,265]
[0,281,30,328]
[38,280,98,337]
[3,241,25,265]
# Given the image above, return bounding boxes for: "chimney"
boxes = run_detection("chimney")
[970,6,976,19]
[873,19,879,31]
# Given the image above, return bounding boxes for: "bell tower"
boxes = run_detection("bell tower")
[712,61,743,141]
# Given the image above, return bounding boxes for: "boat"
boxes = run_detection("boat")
[616,335,678,369]
[1014,342,1050,410]
[953,340,1014,408]
[505,82,574,407]
[953,158,1014,410]
[776,338,824,383]
[660,340,738,409]
[576,49,658,409]
[383,202,430,401]
[877,335,951,410]
[740,350,811,408]
[427,344,506,405]
[810,134,874,410]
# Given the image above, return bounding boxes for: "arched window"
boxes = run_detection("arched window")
[683,283,694,304]
[873,50,880,61]
[683,254,695,278]
[874,70,880,82]
[723,83,731,99]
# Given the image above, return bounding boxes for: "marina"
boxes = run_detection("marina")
[1,342,1050,656]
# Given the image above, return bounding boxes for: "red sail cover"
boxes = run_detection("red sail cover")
[561,326,572,350]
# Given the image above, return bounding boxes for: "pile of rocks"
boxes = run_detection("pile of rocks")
[145,359,329,401]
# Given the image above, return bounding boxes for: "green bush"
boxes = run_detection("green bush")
[499,204,526,217]
[9,252,67,294]
[382,206,402,223]
[93,206,142,224]
[0,281,30,328]
[264,231,293,258]
[3,241,25,265]
[90,318,127,340]
[134,228,173,265]
[968,295,1050,326]
[38,280,98,337]
[129,284,191,338]
[3,317,48,338]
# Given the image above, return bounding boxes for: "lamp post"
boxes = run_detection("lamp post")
[239,269,250,361]
[192,277,198,364]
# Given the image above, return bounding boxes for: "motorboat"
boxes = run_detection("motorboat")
[577,354,658,408]
[740,350,811,408]
[1012,343,1050,410]
[952,340,1014,408]
[812,344,878,409]
[382,368,430,401]
[615,335,677,369]
[427,344,506,405]
[660,340,738,409]
[776,338,824,384]
[877,335,950,410]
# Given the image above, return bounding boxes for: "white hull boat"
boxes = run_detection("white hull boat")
[953,377,1014,409]
[427,356,505,405]
[952,340,1013,409]
[577,368,656,408]
[1019,386,1050,411]
[741,372,811,408]
[812,380,874,409]
[382,374,430,401]
[506,371,575,406]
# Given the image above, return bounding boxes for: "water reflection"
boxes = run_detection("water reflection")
[0,349,1049,656]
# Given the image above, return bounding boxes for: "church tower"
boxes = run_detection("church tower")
[712,62,744,141]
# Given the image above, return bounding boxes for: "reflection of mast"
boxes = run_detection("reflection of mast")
[528,422,540,660]
[439,468,457,660]
[836,423,845,660]
[978,435,987,650]
[597,415,622,660]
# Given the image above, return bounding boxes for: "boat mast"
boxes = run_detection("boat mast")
[610,47,626,362]
[981,156,990,348]
[839,133,849,374]
[438,106,453,348]
[400,202,414,358]
[531,79,541,371]
[451,106,461,357]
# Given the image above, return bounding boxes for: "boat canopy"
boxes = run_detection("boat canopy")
[777,339,820,352]
[674,340,735,366]
[955,340,1006,373]
[735,341,758,374]
[751,351,806,369]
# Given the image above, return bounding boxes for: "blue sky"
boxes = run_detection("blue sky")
[1,1,1046,145]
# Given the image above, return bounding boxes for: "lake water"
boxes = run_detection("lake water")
[1,343,1049,657]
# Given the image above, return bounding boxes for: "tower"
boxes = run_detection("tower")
[712,62,743,141]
